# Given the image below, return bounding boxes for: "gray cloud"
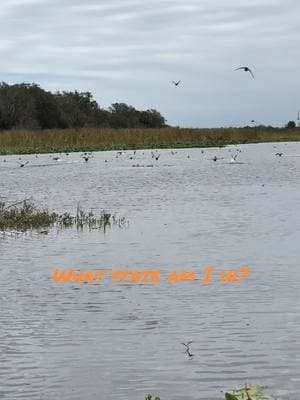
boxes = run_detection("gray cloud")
[0,0,299,127]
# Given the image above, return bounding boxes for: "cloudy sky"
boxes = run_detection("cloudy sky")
[0,0,299,127]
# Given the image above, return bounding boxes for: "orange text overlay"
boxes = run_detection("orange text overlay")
[52,266,249,285]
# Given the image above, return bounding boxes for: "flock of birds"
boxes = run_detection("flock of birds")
[0,144,294,169]
[3,66,291,170]
[172,66,254,86]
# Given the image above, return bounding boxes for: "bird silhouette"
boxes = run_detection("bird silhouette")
[229,154,239,163]
[235,66,254,78]
[210,156,223,162]
[172,80,181,86]
[17,161,29,168]
[181,342,194,358]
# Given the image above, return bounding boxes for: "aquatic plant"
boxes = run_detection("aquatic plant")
[143,385,272,400]
[145,396,160,400]
[0,199,57,231]
[0,200,127,233]
[225,384,268,400]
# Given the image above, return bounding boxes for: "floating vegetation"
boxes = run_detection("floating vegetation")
[144,385,272,400]
[0,200,127,233]
[225,385,269,400]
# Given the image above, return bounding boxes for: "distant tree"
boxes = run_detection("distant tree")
[139,109,166,128]
[54,91,99,127]
[109,103,140,128]
[0,83,39,129]
[286,120,296,129]
[27,84,66,129]
[0,82,167,130]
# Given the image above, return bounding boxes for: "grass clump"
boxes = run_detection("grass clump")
[225,385,268,400]
[0,200,57,231]
[0,200,126,233]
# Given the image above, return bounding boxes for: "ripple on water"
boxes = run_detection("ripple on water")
[1,143,300,399]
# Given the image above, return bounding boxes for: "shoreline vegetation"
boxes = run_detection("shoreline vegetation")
[0,200,127,233]
[0,83,299,155]
[0,126,300,155]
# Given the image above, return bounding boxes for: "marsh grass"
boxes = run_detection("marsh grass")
[0,127,299,155]
[0,200,127,233]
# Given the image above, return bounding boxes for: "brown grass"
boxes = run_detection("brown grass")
[0,126,299,155]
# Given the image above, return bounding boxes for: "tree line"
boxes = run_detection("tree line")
[0,82,166,130]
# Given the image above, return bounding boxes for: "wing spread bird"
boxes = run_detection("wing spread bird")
[17,161,29,167]
[172,80,181,86]
[181,342,194,357]
[235,66,254,78]
[181,341,193,349]
[230,154,238,163]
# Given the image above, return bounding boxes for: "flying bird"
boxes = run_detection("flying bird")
[229,154,239,163]
[181,342,194,358]
[172,80,181,86]
[235,66,254,78]
[209,156,223,162]
[17,161,29,168]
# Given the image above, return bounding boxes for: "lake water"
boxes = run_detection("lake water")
[0,142,300,400]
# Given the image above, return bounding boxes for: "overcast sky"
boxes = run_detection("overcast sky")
[0,0,300,127]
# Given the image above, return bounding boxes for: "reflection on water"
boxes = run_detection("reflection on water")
[1,142,300,400]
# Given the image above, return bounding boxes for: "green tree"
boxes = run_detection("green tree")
[286,120,296,129]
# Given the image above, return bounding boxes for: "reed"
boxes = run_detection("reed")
[0,200,126,233]
[0,127,299,155]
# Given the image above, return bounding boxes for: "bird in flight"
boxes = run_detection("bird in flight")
[235,66,254,78]
[209,156,224,162]
[17,161,29,168]
[172,80,181,86]
[181,341,194,358]
[229,154,239,163]
[81,155,90,162]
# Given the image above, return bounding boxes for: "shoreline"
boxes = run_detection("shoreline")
[0,127,299,155]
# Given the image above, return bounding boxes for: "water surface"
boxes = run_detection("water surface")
[0,142,300,400]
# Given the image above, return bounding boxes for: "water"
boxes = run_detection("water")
[0,143,300,400]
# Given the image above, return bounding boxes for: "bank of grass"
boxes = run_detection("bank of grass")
[0,126,299,155]
[0,200,126,233]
